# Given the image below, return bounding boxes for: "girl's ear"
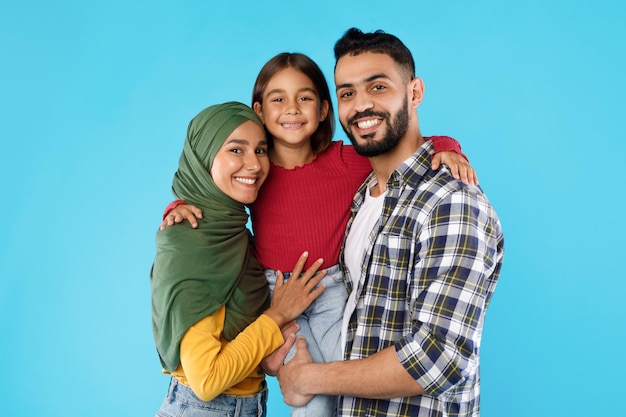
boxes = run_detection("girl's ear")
[319,100,330,122]
[253,102,265,123]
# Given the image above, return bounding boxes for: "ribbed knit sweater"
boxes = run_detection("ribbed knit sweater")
[249,141,371,271]
[248,137,461,271]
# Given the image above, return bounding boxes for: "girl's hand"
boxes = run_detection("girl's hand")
[265,252,326,328]
[160,204,203,230]
[432,151,479,186]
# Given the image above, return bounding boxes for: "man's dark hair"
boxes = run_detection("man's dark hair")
[334,28,416,81]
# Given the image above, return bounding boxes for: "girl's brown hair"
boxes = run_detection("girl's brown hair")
[252,53,334,154]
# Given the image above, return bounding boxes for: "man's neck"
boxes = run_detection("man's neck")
[368,133,424,196]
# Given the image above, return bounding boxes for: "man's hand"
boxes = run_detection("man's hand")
[432,151,478,186]
[160,204,203,230]
[261,320,299,376]
[277,337,315,406]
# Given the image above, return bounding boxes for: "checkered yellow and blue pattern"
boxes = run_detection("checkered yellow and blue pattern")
[339,140,505,417]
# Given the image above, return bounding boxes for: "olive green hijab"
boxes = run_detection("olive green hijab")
[151,102,270,372]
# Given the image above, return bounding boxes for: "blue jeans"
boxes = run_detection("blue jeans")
[265,264,347,417]
[155,377,267,417]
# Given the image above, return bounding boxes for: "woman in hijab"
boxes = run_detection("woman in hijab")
[151,102,326,417]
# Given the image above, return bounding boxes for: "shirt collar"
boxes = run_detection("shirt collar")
[352,139,434,209]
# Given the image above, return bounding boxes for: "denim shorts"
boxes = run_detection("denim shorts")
[155,377,267,417]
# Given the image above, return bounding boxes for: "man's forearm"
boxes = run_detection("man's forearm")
[303,347,425,399]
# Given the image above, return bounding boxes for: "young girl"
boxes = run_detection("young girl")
[162,54,476,417]
[151,101,328,417]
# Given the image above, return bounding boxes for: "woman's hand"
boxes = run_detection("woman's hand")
[264,252,326,328]
[261,320,299,376]
[160,204,203,230]
[432,151,479,186]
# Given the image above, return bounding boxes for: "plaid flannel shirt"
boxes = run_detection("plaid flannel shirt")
[338,140,505,417]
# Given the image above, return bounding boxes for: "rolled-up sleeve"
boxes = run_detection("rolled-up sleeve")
[395,187,501,397]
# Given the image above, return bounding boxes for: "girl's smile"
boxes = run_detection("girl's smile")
[254,67,329,152]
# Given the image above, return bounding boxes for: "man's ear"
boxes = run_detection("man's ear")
[253,102,265,123]
[409,77,425,109]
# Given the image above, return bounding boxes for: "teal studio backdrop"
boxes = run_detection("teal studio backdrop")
[1,1,624,416]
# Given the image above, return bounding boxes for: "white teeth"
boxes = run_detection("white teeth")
[357,119,380,129]
[282,123,302,128]
[235,177,256,185]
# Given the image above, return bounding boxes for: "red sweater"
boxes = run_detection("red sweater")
[165,137,463,271]
[250,137,462,271]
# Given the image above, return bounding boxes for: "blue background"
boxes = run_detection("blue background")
[1,1,624,416]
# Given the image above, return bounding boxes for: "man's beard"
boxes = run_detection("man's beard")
[341,98,409,157]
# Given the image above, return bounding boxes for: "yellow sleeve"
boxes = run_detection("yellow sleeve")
[178,306,284,402]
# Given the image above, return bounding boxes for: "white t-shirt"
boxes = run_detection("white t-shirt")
[341,181,386,352]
